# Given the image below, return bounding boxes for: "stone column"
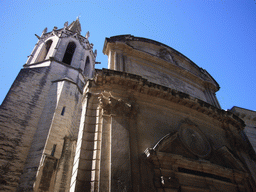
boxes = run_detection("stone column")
[108,50,112,69]
[110,116,132,191]
[52,37,61,59]
[98,95,138,191]
[119,53,123,71]
[98,113,111,191]
[114,51,117,70]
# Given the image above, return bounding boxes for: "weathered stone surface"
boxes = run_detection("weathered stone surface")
[103,35,220,108]
[1,21,255,192]
[0,19,96,191]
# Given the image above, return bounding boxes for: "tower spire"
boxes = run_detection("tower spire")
[67,17,81,34]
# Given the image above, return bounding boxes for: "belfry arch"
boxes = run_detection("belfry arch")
[84,56,90,76]
[62,41,76,65]
[36,40,53,62]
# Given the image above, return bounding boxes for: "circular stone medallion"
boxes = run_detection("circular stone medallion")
[179,124,211,158]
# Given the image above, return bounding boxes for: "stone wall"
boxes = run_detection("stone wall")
[0,67,52,191]
[103,35,221,108]
[69,69,255,191]
[230,107,256,153]
[0,60,84,191]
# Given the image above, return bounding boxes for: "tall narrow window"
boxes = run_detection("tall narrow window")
[84,56,90,76]
[36,40,53,62]
[51,144,57,156]
[62,42,76,65]
[61,106,66,116]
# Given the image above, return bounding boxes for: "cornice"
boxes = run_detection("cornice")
[52,77,83,94]
[39,28,94,54]
[23,57,86,86]
[94,69,244,131]
[144,149,248,184]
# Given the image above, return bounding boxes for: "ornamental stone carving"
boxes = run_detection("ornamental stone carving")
[98,94,138,117]
[158,48,174,63]
[178,119,211,158]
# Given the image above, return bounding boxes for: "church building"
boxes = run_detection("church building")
[1,19,256,192]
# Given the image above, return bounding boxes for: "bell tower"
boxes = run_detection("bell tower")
[0,18,97,191]
[25,17,96,79]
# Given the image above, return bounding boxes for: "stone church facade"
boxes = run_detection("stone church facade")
[0,19,256,191]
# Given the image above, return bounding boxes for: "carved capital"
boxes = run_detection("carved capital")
[99,95,138,117]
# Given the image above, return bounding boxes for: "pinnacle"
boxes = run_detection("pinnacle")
[67,17,82,34]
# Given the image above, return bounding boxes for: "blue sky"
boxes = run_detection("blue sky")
[0,0,255,111]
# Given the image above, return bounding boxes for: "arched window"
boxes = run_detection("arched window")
[36,40,53,62]
[84,56,90,76]
[62,42,76,65]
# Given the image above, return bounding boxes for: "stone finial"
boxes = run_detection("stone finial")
[86,31,90,39]
[42,27,47,34]
[64,21,68,28]
[94,49,97,57]
[35,34,40,39]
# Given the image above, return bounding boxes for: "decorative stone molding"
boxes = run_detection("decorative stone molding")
[38,27,93,51]
[178,119,211,158]
[94,69,245,131]
[158,48,174,63]
[145,118,248,175]
[98,93,138,117]
[103,35,220,92]
[145,146,250,191]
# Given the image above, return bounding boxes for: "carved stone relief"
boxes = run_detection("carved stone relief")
[178,120,211,158]
[145,119,251,191]
[98,93,138,117]
[158,48,174,63]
